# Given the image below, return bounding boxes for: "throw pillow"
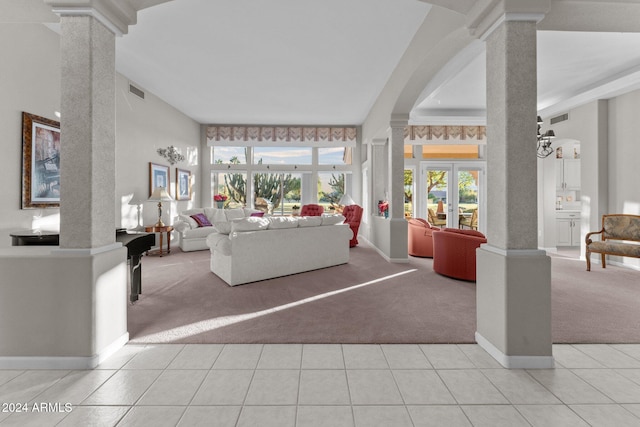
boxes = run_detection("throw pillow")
[297,216,322,227]
[321,214,345,225]
[232,217,270,232]
[267,216,299,229]
[178,214,198,229]
[191,213,212,227]
[250,212,265,217]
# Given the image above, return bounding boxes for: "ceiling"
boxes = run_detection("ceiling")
[114,0,640,127]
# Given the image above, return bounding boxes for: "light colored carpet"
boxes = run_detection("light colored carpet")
[127,242,640,344]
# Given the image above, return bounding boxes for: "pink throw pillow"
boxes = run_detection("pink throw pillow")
[250,212,265,217]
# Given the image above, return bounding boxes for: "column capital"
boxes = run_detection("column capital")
[466,0,550,40]
[389,114,409,130]
[45,0,137,36]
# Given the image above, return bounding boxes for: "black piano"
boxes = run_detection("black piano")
[10,229,155,303]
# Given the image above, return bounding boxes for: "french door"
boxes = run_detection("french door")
[420,161,486,231]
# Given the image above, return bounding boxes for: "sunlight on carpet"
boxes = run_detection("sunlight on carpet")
[136,268,418,342]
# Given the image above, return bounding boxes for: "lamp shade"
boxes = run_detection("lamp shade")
[339,193,355,206]
[148,187,173,202]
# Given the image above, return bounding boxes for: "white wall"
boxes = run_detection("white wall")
[115,74,201,229]
[0,14,201,248]
[0,20,62,242]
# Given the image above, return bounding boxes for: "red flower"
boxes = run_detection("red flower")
[214,194,228,201]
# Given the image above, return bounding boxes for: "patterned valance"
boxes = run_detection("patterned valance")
[206,125,357,147]
[405,125,486,144]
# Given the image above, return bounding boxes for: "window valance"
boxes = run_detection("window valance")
[207,125,357,147]
[405,125,486,144]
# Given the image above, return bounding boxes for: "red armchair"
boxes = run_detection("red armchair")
[408,218,439,257]
[432,228,487,281]
[300,204,324,216]
[342,204,363,247]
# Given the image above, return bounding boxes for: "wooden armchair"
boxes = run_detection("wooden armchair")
[428,208,446,227]
[459,208,478,230]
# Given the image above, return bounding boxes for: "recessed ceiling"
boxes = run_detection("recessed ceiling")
[116,0,431,125]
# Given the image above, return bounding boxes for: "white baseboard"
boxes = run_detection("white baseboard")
[360,236,409,263]
[475,332,555,369]
[0,332,129,370]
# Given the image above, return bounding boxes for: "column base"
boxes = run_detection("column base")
[476,244,553,368]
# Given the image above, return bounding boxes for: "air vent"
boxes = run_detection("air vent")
[550,113,568,125]
[129,83,145,100]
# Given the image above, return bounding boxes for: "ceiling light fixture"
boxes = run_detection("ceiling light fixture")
[537,116,556,158]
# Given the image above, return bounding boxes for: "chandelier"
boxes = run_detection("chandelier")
[537,116,556,158]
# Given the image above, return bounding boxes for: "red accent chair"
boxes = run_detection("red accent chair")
[342,204,363,247]
[300,204,324,216]
[408,218,439,257]
[432,228,487,281]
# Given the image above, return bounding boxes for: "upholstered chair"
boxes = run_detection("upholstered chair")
[300,204,324,216]
[342,204,363,247]
[459,208,478,230]
[432,228,487,281]
[408,218,439,257]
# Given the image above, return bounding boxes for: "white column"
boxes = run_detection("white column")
[371,138,387,212]
[387,120,406,220]
[476,14,553,369]
[58,14,117,249]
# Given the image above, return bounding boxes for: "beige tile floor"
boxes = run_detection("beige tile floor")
[2,344,640,426]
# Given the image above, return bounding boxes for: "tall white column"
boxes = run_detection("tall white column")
[371,138,387,210]
[387,121,406,220]
[476,15,553,369]
[58,14,116,249]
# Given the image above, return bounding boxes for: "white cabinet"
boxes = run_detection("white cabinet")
[556,158,581,190]
[556,211,581,247]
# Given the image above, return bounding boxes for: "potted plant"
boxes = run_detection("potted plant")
[291,204,300,216]
[214,194,228,208]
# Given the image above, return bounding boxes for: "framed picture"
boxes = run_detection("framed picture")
[176,168,192,201]
[21,112,61,209]
[149,162,170,196]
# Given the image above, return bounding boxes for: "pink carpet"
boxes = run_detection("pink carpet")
[127,243,640,344]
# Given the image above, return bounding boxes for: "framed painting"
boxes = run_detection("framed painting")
[176,168,191,201]
[21,112,61,209]
[149,162,170,196]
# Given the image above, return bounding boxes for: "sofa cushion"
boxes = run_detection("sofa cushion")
[225,208,245,221]
[207,233,232,256]
[213,221,233,234]
[321,214,345,226]
[212,209,227,223]
[268,216,299,229]
[183,226,217,239]
[178,214,198,229]
[232,217,270,232]
[297,216,322,227]
[191,213,212,227]
[204,207,218,222]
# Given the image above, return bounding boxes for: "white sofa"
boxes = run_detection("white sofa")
[174,207,262,252]
[206,215,352,286]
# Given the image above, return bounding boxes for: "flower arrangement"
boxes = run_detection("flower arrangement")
[292,205,300,210]
[214,194,228,202]
[378,200,389,217]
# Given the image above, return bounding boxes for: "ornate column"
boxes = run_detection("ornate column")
[476,12,553,368]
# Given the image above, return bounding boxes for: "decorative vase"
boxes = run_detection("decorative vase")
[292,208,300,216]
[216,201,224,209]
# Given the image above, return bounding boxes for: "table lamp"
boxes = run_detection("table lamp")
[148,187,173,227]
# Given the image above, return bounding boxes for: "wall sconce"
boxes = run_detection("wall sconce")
[157,145,185,165]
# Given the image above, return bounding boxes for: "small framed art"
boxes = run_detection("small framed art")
[149,162,170,196]
[176,168,191,201]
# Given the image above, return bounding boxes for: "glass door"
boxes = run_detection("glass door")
[421,161,485,230]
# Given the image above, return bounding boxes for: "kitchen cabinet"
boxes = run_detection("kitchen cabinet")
[556,158,581,191]
[556,211,581,247]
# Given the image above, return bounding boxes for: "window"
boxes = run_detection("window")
[214,171,246,208]
[253,147,312,165]
[318,172,345,212]
[319,147,352,165]
[212,146,247,164]
[253,172,302,215]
